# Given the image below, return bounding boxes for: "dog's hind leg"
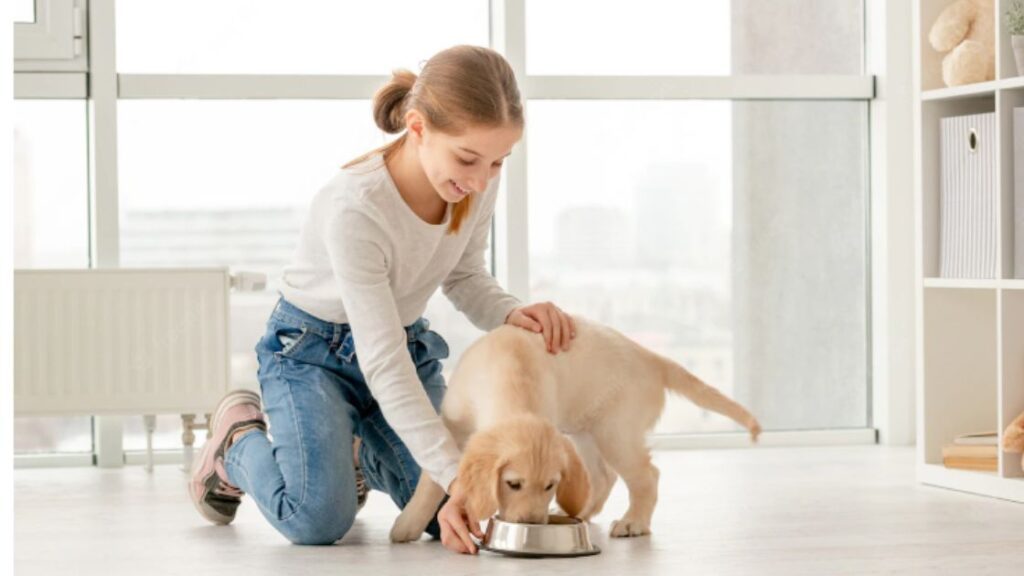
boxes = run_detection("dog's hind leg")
[591,426,659,537]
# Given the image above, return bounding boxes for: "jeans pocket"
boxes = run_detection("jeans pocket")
[273,325,310,359]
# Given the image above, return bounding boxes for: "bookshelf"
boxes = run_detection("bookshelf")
[913,0,1024,502]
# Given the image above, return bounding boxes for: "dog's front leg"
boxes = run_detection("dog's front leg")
[390,474,447,543]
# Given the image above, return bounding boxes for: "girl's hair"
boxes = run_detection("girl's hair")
[344,45,524,234]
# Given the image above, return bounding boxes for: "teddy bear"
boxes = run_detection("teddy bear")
[1003,409,1024,468]
[929,0,996,87]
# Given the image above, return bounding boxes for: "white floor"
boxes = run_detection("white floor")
[14,446,1024,575]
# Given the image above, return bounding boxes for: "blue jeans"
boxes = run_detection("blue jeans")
[224,297,450,545]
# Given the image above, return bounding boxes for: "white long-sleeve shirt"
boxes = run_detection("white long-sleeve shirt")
[279,153,521,492]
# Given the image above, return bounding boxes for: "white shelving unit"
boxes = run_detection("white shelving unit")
[913,0,1024,502]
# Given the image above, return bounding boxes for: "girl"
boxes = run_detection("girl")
[189,45,575,555]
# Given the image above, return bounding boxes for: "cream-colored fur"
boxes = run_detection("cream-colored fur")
[389,317,761,542]
[929,0,995,87]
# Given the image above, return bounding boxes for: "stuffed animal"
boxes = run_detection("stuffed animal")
[928,0,996,87]
[1003,409,1024,468]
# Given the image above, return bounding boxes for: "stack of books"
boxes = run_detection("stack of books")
[942,431,998,472]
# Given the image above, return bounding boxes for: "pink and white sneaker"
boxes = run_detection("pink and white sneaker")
[188,389,266,525]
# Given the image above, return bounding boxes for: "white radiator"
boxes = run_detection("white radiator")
[14,267,265,468]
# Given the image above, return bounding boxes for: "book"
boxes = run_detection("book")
[942,444,998,459]
[942,456,998,472]
[952,431,998,446]
[942,441,999,472]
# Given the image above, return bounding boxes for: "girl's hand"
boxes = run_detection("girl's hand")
[438,478,484,555]
[505,302,576,354]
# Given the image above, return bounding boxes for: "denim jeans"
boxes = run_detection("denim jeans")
[224,297,450,545]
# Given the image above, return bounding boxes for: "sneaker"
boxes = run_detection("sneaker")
[353,436,369,512]
[189,389,266,525]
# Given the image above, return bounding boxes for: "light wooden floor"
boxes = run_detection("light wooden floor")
[14,446,1023,575]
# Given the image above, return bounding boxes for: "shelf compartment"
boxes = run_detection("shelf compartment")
[920,0,997,92]
[922,288,999,466]
[1001,290,1024,478]
[998,0,1024,82]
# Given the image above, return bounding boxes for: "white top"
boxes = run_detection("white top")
[279,153,521,492]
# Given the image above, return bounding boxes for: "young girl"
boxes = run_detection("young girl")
[189,45,575,555]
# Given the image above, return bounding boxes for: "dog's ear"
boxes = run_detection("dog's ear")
[458,430,505,521]
[556,434,591,518]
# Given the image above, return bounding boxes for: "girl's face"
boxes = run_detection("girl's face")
[408,112,522,204]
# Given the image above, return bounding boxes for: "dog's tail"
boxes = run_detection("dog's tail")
[660,357,762,442]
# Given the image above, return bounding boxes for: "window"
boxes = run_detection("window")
[14,100,90,269]
[528,100,868,433]
[14,1,875,463]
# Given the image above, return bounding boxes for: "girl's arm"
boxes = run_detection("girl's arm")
[325,207,462,493]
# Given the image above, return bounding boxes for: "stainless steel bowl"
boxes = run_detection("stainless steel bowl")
[478,514,600,558]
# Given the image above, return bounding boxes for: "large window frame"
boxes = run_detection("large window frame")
[13,0,914,468]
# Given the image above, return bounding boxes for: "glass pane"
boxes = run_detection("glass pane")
[14,0,35,23]
[14,100,92,456]
[527,100,868,433]
[15,417,92,454]
[116,0,489,74]
[13,100,90,269]
[117,100,385,281]
[526,0,863,75]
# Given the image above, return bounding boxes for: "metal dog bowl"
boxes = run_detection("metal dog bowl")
[478,514,601,558]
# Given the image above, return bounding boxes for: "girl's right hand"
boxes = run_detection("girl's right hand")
[438,478,484,554]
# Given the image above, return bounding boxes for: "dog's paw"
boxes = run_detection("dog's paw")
[389,512,428,543]
[609,517,651,538]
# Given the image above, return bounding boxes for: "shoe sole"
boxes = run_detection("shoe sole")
[188,389,262,525]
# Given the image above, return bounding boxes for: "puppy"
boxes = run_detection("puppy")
[389,316,761,542]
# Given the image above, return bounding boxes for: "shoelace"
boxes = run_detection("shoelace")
[214,479,243,499]
[213,456,244,499]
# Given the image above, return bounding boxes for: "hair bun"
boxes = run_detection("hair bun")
[372,69,418,134]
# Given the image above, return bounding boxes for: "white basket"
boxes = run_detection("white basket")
[939,112,998,279]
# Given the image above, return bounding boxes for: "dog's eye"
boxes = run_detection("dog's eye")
[506,480,522,491]
[545,482,556,491]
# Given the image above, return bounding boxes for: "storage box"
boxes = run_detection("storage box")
[939,112,998,279]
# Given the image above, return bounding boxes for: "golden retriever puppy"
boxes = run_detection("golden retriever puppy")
[458,413,591,524]
[389,316,761,542]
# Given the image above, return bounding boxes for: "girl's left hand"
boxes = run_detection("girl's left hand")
[505,302,576,354]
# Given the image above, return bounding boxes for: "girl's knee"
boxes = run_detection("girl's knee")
[281,505,356,545]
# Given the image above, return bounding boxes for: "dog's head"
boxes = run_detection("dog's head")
[457,413,590,524]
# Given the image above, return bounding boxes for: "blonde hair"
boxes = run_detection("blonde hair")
[344,45,524,234]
